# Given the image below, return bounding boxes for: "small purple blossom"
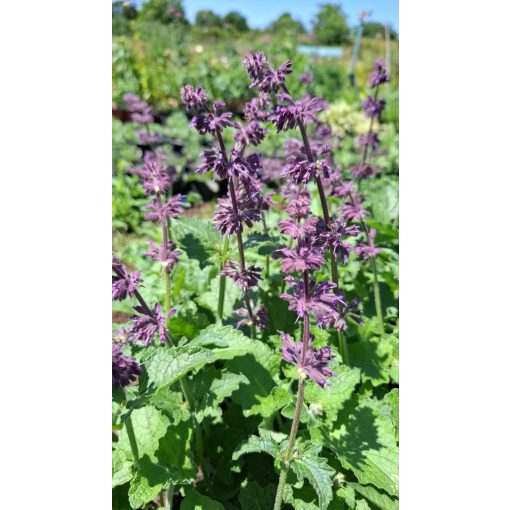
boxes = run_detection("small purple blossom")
[112,343,142,388]
[368,59,389,88]
[362,96,386,120]
[180,84,208,112]
[282,156,331,184]
[276,242,325,273]
[129,304,175,347]
[221,260,262,292]
[191,111,234,135]
[314,219,360,264]
[144,195,184,222]
[280,332,336,387]
[144,241,181,271]
[234,121,268,147]
[340,194,370,222]
[350,162,380,180]
[140,161,171,195]
[279,217,319,239]
[197,148,227,179]
[244,94,270,122]
[244,52,292,93]
[354,228,381,260]
[299,72,313,84]
[270,93,323,132]
[357,132,380,152]
[112,258,142,301]
[235,305,269,330]
[213,197,261,235]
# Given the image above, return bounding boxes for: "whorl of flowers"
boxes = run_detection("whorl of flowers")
[280,332,335,387]
[191,103,234,135]
[144,240,181,271]
[340,192,369,222]
[282,155,331,184]
[112,257,142,301]
[276,240,325,273]
[180,84,208,112]
[314,219,360,264]
[243,52,292,93]
[123,93,154,124]
[350,162,380,180]
[368,59,390,88]
[235,305,269,330]
[139,160,171,195]
[270,93,324,132]
[279,217,319,240]
[354,228,382,260]
[129,304,175,347]
[144,195,184,222]
[112,343,142,388]
[221,260,262,293]
[213,197,261,235]
[362,96,386,120]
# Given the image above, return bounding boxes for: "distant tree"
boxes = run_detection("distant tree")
[195,9,223,29]
[138,0,188,25]
[312,3,350,46]
[268,12,306,35]
[112,1,138,35]
[362,21,398,40]
[223,11,249,32]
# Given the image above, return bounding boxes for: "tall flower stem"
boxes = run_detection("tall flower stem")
[124,414,140,467]
[273,271,311,510]
[217,236,229,323]
[215,127,257,336]
[165,483,174,510]
[283,87,349,364]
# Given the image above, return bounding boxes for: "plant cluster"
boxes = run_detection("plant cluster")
[112,56,398,510]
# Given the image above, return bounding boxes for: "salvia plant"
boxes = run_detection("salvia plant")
[112,56,398,510]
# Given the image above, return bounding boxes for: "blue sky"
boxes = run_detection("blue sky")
[135,1,399,31]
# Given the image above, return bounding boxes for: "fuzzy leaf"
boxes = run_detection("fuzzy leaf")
[350,483,399,510]
[232,429,284,461]
[128,456,171,509]
[244,385,292,418]
[168,301,210,341]
[293,501,320,510]
[197,274,242,317]
[290,445,335,510]
[118,406,169,462]
[181,488,226,510]
[238,481,277,510]
[112,447,134,488]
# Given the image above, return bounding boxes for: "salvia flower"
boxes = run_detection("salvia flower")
[234,121,268,147]
[281,276,343,324]
[354,228,382,260]
[314,219,360,264]
[282,155,331,184]
[213,197,261,235]
[276,241,325,273]
[144,195,184,222]
[279,217,319,239]
[299,72,313,84]
[317,295,364,331]
[357,132,380,152]
[112,343,142,388]
[255,60,293,93]
[129,304,175,347]
[140,161,170,195]
[123,93,154,124]
[331,179,355,198]
[340,193,370,222]
[144,240,181,271]
[368,59,390,88]
[244,94,270,122]
[362,96,386,120]
[280,332,335,387]
[243,51,270,86]
[180,84,208,112]
[191,110,234,135]
[197,148,227,179]
[221,260,262,292]
[350,162,380,180]
[235,305,269,330]
[112,258,142,301]
[270,93,323,132]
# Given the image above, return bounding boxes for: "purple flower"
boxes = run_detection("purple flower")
[180,84,208,112]
[213,197,261,235]
[129,304,175,347]
[112,259,142,301]
[340,194,369,222]
[227,150,261,181]
[235,305,269,330]
[276,242,325,273]
[350,162,380,180]
[281,276,343,323]
[191,112,234,135]
[282,156,331,184]
[368,59,389,88]
[144,241,181,271]
[299,72,313,84]
[234,121,268,147]
[270,93,323,132]
[243,51,270,85]
[244,52,292,92]
[362,96,386,120]
[197,148,227,179]
[144,195,184,222]
[244,94,270,122]
[112,343,142,388]
[357,132,380,152]
[221,260,262,292]
[280,332,336,387]
[140,161,171,195]
[132,109,154,124]
[260,158,283,182]
[314,219,360,264]
[354,228,381,260]
[137,132,164,144]
[279,217,319,239]
[318,295,364,331]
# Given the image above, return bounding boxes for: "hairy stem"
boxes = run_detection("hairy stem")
[165,483,174,510]
[218,236,229,323]
[124,412,140,467]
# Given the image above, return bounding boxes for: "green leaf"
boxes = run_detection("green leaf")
[349,336,395,387]
[336,485,356,509]
[118,406,169,462]
[293,501,320,510]
[149,388,191,424]
[181,488,226,510]
[238,481,277,510]
[192,368,249,423]
[364,178,399,225]
[112,447,134,488]
[168,301,210,341]
[355,499,371,510]
[350,483,399,510]
[290,445,335,510]
[128,456,171,509]
[244,385,292,418]
[172,217,222,266]
[232,429,284,461]
[157,420,196,484]
[197,274,242,317]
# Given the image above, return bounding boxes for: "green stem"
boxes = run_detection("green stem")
[337,330,350,365]
[217,237,229,323]
[124,413,140,467]
[165,483,174,510]
[180,377,205,467]
[370,256,384,335]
